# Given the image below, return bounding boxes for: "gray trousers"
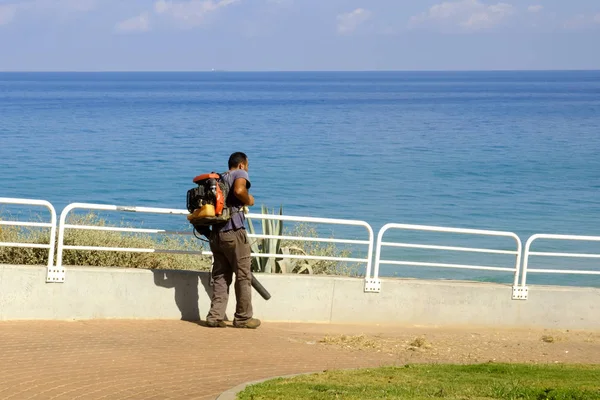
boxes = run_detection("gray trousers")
[206,228,253,323]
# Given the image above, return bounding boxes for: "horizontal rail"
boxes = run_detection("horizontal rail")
[62,224,172,234]
[62,245,212,256]
[246,213,373,227]
[63,244,365,264]
[60,245,367,265]
[378,260,516,272]
[0,197,57,271]
[0,197,56,208]
[66,224,370,246]
[0,221,54,228]
[380,241,518,255]
[249,234,370,246]
[378,223,521,237]
[63,224,195,237]
[529,251,600,259]
[247,253,366,263]
[374,223,522,288]
[0,242,52,249]
[115,205,188,215]
[526,233,600,242]
[524,268,600,275]
[521,233,600,286]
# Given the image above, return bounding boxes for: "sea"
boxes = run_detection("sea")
[1,71,599,288]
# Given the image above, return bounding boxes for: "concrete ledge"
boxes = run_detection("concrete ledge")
[0,264,598,330]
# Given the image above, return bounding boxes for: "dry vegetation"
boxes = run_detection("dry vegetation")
[1,212,355,275]
[0,212,212,270]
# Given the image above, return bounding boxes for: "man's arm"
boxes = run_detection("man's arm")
[233,178,254,206]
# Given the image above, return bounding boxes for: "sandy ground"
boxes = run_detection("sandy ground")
[273,322,600,365]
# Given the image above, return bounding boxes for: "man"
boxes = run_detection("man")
[205,152,261,329]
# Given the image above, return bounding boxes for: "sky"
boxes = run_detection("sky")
[0,0,599,71]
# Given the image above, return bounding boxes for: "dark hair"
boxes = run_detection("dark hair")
[228,152,248,169]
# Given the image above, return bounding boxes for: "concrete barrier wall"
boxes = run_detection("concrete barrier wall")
[1,264,598,330]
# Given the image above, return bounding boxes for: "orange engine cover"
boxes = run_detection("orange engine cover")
[193,173,220,184]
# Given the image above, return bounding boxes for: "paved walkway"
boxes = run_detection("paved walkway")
[0,320,598,400]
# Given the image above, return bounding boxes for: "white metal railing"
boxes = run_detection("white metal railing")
[246,213,374,271]
[9,198,600,300]
[55,203,374,284]
[372,223,524,298]
[521,233,600,294]
[55,203,210,276]
[0,197,59,281]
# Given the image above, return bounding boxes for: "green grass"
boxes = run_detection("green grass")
[237,364,600,400]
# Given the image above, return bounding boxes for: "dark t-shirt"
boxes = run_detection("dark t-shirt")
[220,169,251,231]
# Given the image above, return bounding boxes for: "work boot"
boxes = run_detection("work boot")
[233,318,261,329]
[206,320,226,328]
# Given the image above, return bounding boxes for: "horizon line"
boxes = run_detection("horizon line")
[1,68,599,73]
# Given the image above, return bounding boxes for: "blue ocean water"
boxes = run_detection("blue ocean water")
[1,71,599,287]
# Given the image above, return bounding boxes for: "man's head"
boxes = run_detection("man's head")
[228,152,248,172]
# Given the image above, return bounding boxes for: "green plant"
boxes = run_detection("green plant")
[248,205,323,274]
[247,205,283,273]
[280,223,360,276]
[246,206,359,276]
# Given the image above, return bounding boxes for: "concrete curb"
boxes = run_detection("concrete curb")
[3,265,599,330]
[215,372,316,400]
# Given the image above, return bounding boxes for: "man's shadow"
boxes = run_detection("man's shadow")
[152,269,229,324]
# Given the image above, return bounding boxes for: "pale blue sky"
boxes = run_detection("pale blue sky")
[0,0,599,71]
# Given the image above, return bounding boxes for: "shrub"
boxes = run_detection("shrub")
[0,212,212,271]
[247,206,361,276]
[1,209,359,276]
[280,223,361,277]
[0,224,51,266]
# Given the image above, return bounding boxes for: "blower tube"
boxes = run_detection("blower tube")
[191,223,271,300]
[251,273,271,300]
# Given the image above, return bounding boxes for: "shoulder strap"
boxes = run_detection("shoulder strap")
[219,170,229,181]
[219,170,245,215]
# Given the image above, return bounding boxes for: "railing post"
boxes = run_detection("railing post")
[511,233,527,300]
[512,235,532,300]
[49,202,77,283]
[364,224,386,293]
[517,233,600,299]
[44,200,63,283]
[372,223,523,299]
[0,197,63,283]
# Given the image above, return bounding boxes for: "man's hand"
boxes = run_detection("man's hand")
[233,178,254,206]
